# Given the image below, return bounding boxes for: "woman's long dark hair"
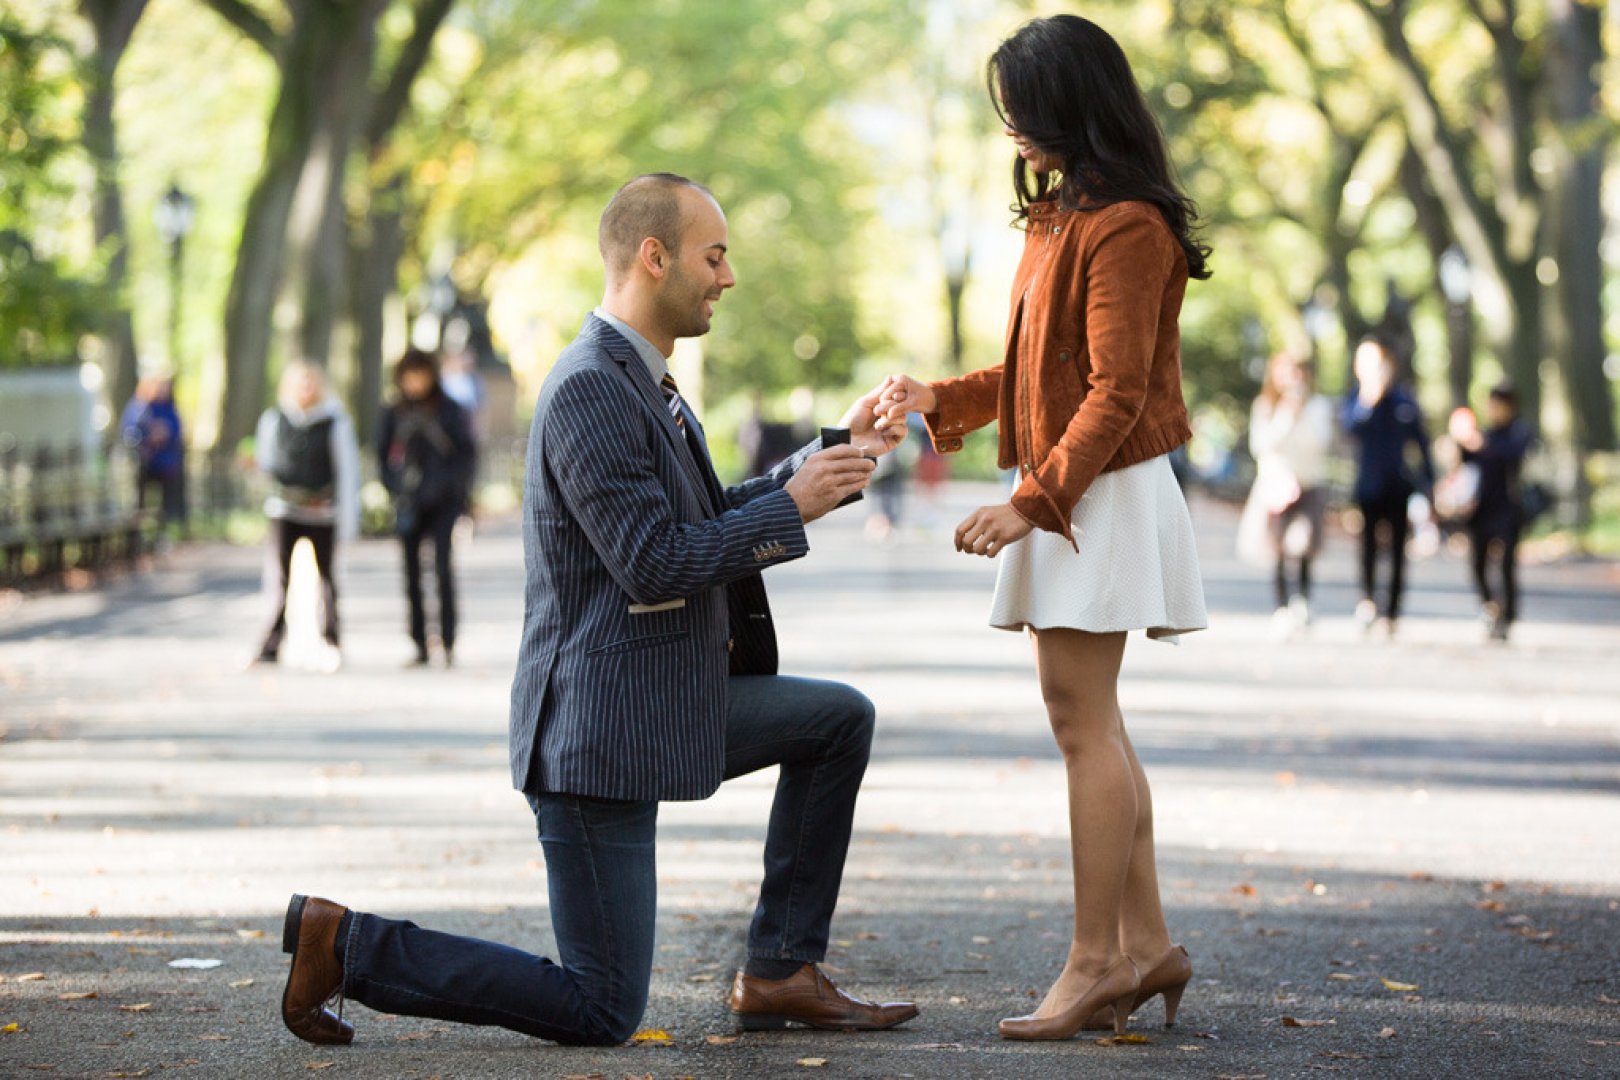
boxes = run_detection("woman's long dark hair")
[989,15,1211,280]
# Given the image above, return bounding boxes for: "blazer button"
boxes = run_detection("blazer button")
[728,638,735,652]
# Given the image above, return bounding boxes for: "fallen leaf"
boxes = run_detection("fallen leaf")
[56,992,97,1001]
[1473,900,1506,912]
[235,929,266,940]
[704,1034,739,1046]
[228,979,254,989]
[797,1059,828,1068]
[1379,978,1419,992]
[1482,881,1507,893]
[1327,973,1360,981]
[1178,1044,1204,1051]
[630,1028,673,1045]
[686,974,715,984]
[305,1064,336,1072]
[1097,1032,1150,1044]
[17,973,45,982]
[1231,883,1258,897]
[1,1023,18,1033]
[394,1032,435,1041]
[1598,995,1619,1005]
[197,1034,232,1041]
[1585,1039,1620,1048]
[1281,1016,1335,1028]
[1378,1026,1398,1039]
[119,1004,152,1013]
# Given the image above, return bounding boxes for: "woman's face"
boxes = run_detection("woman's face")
[1003,118,1063,175]
[400,369,434,401]
[1354,342,1392,387]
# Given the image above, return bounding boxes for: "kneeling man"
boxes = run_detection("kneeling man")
[279,173,917,1046]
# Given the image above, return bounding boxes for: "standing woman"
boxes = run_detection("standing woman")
[1243,353,1335,632]
[253,360,362,667]
[1342,332,1433,637]
[878,14,1208,1040]
[378,349,477,666]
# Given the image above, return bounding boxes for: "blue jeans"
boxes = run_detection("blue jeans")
[340,675,875,1044]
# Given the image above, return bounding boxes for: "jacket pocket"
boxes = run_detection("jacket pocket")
[586,629,688,657]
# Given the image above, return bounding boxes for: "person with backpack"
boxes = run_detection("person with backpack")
[377,349,477,666]
[252,360,361,668]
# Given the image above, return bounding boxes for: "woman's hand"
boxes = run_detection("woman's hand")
[954,503,1034,558]
[873,374,938,432]
[839,384,908,456]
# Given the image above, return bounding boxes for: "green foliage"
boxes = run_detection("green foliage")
[399,0,920,399]
[0,19,109,367]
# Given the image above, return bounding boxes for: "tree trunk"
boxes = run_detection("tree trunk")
[287,3,380,368]
[1400,145,1473,409]
[217,1,385,453]
[1548,0,1614,454]
[349,174,405,448]
[79,0,146,416]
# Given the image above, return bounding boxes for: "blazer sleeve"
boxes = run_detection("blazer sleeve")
[724,435,821,508]
[1009,208,1177,535]
[542,367,809,606]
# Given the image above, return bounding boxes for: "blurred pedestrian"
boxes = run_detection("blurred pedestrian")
[1240,352,1333,634]
[1450,382,1534,641]
[878,13,1207,1041]
[378,349,477,666]
[1343,332,1434,637]
[120,372,187,537]
[252,361,361,668]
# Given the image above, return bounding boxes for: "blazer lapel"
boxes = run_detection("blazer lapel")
[585,316,718,515]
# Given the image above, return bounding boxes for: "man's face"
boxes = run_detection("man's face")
[655,189,735,341]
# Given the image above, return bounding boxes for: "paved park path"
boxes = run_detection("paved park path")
[3,483,1618,1078]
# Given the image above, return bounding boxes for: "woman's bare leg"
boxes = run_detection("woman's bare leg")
[1028,627,1135,1017]
[1118,725,1173,962]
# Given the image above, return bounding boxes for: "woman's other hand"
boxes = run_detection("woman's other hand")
[954,503,1034,558]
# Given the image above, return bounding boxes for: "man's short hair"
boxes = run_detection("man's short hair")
[598,173,712,277]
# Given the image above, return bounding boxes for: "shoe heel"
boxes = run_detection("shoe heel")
[1161,982,1186,1028]
[1111,990,1135,1037]
[283,894,307,955]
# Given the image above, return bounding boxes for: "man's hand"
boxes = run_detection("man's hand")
[840,384,908,456]
[954,503,1034,558]
[873,374,937,432]
[785,445,876,524]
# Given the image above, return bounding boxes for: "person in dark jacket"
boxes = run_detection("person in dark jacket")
[1342,332,1434,636]
[378,349,477,666]
[121,373,187,535]
[1451,382,1534,640]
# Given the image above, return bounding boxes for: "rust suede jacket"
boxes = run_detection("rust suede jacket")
[925,199,1193,543]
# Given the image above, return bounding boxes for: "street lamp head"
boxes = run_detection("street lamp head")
[1438,245,1472,305]
[154,183,196,247]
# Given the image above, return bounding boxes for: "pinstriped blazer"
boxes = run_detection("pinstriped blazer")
[508,315,818,801]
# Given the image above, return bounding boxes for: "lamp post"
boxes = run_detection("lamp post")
[1438,245,1473,408]
[153,182,196,369]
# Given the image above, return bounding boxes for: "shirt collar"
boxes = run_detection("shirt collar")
[593,307,669,383]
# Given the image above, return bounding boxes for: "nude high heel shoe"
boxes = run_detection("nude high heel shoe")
[998,956,1140,1041]
[1084,944,1193,1031]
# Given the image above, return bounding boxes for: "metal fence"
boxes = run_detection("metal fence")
[0,443,148,585]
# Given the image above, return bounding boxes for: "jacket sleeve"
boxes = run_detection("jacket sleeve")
[725,436,821,509]
[444,400,478,494]
[923,365,1002,453]
[376,407,398,493]
[1010,208,1178,537]
[542,367,809,607]
[329,407,363,542]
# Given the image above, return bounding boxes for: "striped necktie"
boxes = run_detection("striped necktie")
[659,372,687,431]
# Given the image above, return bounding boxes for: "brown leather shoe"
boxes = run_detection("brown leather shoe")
[728,964,918,1031]
[280,893,354,1045]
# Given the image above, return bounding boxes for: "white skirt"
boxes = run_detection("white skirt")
[990,454,1207,640]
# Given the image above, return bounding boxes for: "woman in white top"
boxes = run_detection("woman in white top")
[252,360,362,666]
[1242,352,1333,629]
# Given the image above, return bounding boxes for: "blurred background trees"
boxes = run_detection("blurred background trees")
[1,0,1616,516]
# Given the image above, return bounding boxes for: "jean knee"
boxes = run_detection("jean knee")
[839,687,876,752]
[586,991,648,1046]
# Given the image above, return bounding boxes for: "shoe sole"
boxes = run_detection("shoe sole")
[279,893,307,1033]
[733,1008,918,1032]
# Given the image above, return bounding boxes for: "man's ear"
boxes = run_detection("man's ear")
[637,237,668,279]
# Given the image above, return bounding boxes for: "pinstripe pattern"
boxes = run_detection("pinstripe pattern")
[509,315,821,801]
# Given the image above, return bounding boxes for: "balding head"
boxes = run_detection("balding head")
[598,173,714,281]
